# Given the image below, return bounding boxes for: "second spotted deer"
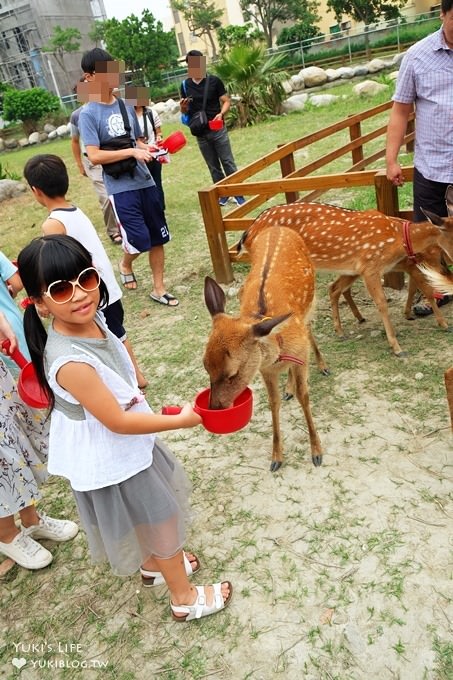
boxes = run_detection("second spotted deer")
[203,226,324,472]
[245,203,453,356]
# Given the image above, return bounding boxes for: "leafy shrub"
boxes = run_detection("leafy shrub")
[0,162,21,181]
[3,88,61,135]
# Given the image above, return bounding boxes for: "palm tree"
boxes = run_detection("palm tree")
[213,44,288,127]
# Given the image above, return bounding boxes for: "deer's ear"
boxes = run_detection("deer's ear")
[204,276,226,316]
[252,313,292,338]
[420,208,446,228]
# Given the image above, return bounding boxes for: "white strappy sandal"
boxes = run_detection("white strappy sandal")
[170,582,233,622]
[140,551,200,587]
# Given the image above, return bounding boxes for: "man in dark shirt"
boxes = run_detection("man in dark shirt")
[180,50,245,207]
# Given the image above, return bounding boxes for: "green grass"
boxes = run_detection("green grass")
[0,81,452,679]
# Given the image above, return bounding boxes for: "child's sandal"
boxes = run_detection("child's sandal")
[171,582,233,622]
[140,551,200,587]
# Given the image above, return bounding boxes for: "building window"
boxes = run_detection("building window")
[13,27,28,53]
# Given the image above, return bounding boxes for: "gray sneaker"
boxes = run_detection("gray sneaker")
[23,513,79,542]
[0,531,53,569]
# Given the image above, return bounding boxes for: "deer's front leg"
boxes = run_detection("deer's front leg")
[262,371,283,472]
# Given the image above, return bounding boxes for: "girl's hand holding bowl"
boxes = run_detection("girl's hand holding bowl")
[178,403,202,428]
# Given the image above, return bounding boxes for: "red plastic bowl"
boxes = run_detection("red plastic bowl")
[208,119,223,131]
[162,387,253,434]
[194,387,253,434]
[1,339,50,409]
[161,130,187,154]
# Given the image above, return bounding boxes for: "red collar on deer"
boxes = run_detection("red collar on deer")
[402,220,420,263]
[275,333,305,366]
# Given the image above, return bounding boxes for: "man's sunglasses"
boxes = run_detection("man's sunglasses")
[43,267,100,304]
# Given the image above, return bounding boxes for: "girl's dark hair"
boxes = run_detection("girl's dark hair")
[24,154,69,198]
[17,235,109,411]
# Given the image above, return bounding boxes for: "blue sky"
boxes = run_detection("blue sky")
[102,0,172,27]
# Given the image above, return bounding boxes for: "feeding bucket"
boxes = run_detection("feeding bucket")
[1,340,50,409]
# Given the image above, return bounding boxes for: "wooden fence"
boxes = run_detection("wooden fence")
[198,100,415,284]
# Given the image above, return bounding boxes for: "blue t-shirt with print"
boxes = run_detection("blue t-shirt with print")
[79,100,154,196]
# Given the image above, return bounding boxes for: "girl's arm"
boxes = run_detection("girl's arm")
[56,361,201,434]
[0,312,17,352]
[5,271,23,297]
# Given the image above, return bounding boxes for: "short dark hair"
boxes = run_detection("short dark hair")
[185,49,203,63]
[442,0,453,12]
[81,47,113,74]
[24,154,69,198]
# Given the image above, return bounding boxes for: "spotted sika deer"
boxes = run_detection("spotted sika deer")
[203,226,325,472]
[245,203,453,356]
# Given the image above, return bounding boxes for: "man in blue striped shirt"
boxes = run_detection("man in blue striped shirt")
[386,1,453,315]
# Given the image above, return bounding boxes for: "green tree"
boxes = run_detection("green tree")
[240,0,316,48]
[171,0,224,59]
[101,10,178,84]
[276,16,322,47]
[217,24,266,55]
[88,20,106,47]
[327,0,406,54]
[3,88,60,135]
[42,26,82,88]
[214,43,288,127]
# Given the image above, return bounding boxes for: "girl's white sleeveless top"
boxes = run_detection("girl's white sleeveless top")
[45,321,154,492]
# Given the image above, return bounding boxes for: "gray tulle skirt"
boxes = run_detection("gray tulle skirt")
[73,438,192,576]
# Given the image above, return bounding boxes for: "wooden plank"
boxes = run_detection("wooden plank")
[278,145,299,203]
[375,170,405,290]
[219,170,378,196]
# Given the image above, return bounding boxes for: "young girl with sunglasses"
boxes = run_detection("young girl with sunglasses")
[18,234,232,621]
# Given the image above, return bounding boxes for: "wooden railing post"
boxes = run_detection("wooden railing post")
[278,144,299,203]
[198,187,234,284]
[375,170,405,290]
[349,116,363,167]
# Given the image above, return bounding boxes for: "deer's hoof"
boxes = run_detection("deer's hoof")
[394,350,409,358]
[282,391,293,401]
[337,334,347,342]
[312,455,323,467]
[270,460,282,472]
[321,368,331,376]
[444,326,453,333]
[358,318,366,324]
[406,314,416,321]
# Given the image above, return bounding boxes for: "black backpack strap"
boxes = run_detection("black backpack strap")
[201,75,209,112]
[117,97,133,140]
[146,108,157,137]
[143,106,148,138]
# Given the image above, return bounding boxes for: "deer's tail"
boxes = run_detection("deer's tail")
[418,265,453,296]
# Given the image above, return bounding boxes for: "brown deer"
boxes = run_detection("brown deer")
[203,226,324,472]
[245,203,453,356]
[417,265,453,431]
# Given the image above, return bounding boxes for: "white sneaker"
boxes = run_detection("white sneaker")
[23,512,79,542]
[0,531,53,569]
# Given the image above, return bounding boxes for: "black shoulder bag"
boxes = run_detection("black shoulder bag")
[188,76,210,137]
[100,98,137,179]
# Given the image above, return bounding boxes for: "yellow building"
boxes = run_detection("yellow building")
[317,0,440,38]
[172,0,245,60]
[171,0,441,59]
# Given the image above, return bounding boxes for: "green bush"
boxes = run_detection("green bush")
[3,87,61,135]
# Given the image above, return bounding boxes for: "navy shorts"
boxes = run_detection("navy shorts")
[102,300,126,342]
[110,186,170,254]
